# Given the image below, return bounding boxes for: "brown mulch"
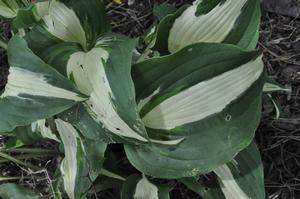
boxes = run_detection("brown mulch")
[257,11,300,199]
[0,19,9,89]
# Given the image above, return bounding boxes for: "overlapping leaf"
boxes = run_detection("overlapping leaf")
[0,0,49,29]
[12,2,43,28]
[181,143,265,199]
[0,1,267,198]
[0,36,86,133]
[0,0,19,18]
[56,119,107,199]
[23,1,148,143]
[43,35,149,143]
[125,42,265,178]
[153,0,261,54]
[26,0,110,54]
[121,174,171,199]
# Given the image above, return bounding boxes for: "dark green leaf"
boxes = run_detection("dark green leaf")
[0,183,41,199]
[56,119,107,199]
[153,0,261,53]
[180,142,265,199]
[125,43,265,178]
[152,5,188,54]
[120,174,141,199]
[12,5,37,28]
[13,125,43,145]
[223,0,261,50]
[59,104,109,141]
[153,3,177,21]
[195,0,226,16]
[26,0,110,53]
[0,36,86,133]
[61,0,111,49]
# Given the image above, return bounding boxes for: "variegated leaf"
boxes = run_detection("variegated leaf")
[214,143,265,199]
[68,37,148,142]
[26,0,110,54]
[121,174,170,199]
[180,143,265,199]
[263,82,291,93]
[154,0,261,53]
[13,0,52,28]
[31,119,60,142]
[59,104,109,141]
[0,36,86,133]
[134,175,159,199]
[42,0,87,48]
[100,169,126,181]
[47,36,149,143]
[125,42,265,178]
[55,119,107,199]
[34,0,50,19]
[0,0,49,28]
[55,119,79,199]
[0,0,19,18]
[4,118,58,145]
[141,54,263,129]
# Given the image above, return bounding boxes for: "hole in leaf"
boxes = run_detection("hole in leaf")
[225,114,232,121]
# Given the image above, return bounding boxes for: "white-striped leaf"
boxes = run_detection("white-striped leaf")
[12,125,43,145]
[214,165,249,198]
[55,119,107,199]
[33,1,50,20]
[100,169,126,181]
[68,38,148,142]
[56,119,78,199]
[180,143,265,199]
[11,118,59,144]
[121,174,170,199]
[59,104,109,141]
[153,0,261,53]
[0,36,86,133]
[0,0,49,28]
[125,42,265,178]
[42,0,87,48]
[142,55,263,130]
[263,82,291,93]
[0,0,19,18]
[31,119,60,142]
[134,175,159,199]
[26,0,110,54]
[214,142,265,199]
[195,0,226,15]
[12,0,50,28]
[47,36,149,143]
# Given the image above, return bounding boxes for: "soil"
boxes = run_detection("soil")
[0,1,299,198]
[0,19,9,90]
[262,0,300,17]
[257,11,300,199]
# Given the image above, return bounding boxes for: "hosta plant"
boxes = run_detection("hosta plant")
[0,0,272,198]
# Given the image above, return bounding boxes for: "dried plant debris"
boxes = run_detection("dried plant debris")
[104,0,193,37]
[262,0,300,17]
[258,11,300,199]
[0,19,10,89]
